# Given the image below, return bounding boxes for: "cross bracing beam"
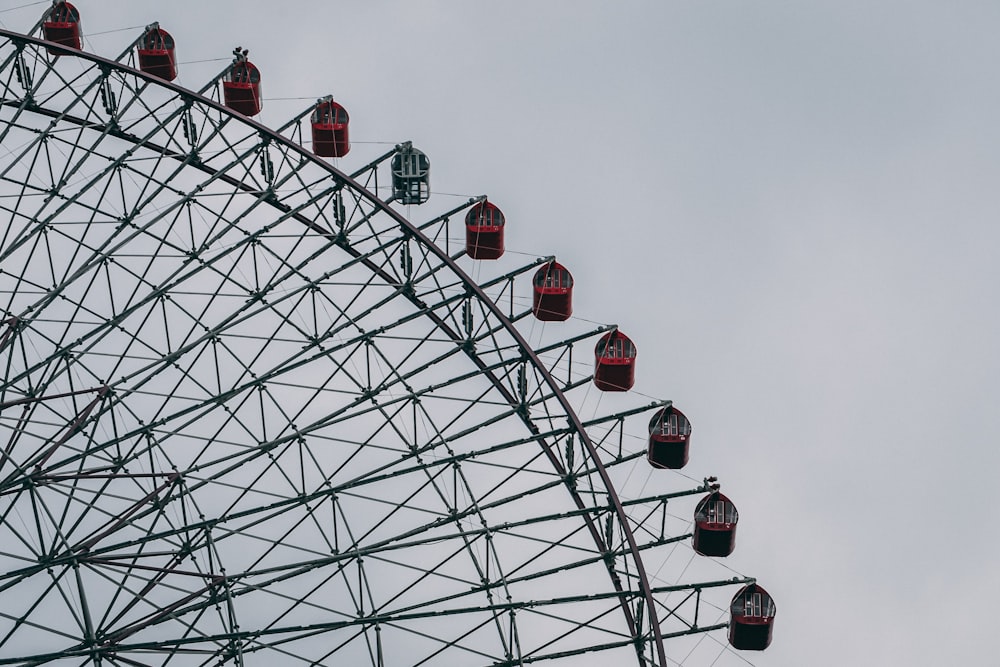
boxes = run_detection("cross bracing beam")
[0,577,751,667]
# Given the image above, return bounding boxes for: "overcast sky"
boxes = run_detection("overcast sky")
[3,1,999,665]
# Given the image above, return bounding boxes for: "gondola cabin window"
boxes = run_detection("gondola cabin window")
[231,63,259,84]
[745,592,764,617]
[596,335,635,359]
[468,204,502,227]
[697,498,738,525]
[694,493,738,525]
[534,266,572,289]
[653,411,690,437]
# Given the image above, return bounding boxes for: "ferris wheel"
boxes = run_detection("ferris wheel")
[0,4,775,666]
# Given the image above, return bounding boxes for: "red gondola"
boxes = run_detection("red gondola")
[42,1,81,53]
[594,330,636,391]
[465,200,505,259]
[692,491,738,557]
[532,261,573,321]
[312,97,350,158]
[647,405,691,469]
[391,146,430,205]
[729,583,776,651]
[223,48,262,117]
[137,24,177,81]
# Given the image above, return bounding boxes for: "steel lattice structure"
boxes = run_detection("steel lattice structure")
[0,21,756,667]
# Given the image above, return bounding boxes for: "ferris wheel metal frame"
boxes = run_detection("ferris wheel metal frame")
[0,16,759,667]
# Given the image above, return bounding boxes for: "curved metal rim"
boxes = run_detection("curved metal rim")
[0,28,669,665]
